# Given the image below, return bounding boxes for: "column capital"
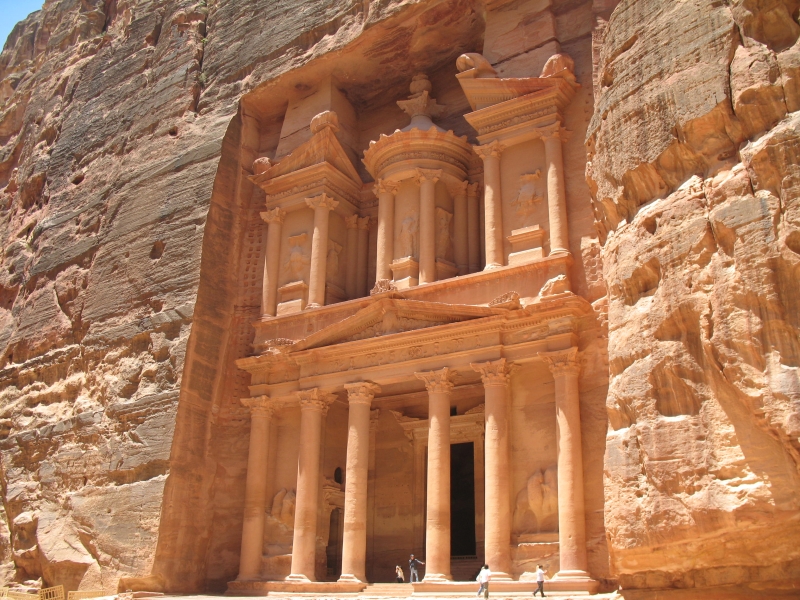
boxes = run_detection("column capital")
[374,179,399,196]
[473,140,505,160]
[306,193,339,211]
[415,367,454,393]
[260,207,286,224]
[540,347,580,376]
[471,358,510,387]
[446,179,469,197]
[538,122,571,142]
[344,381,381,406]
[357,216,371,230]
[466,182,481,198]
[345,214,359,229]
[416,168,442,184]
[241,395,276,417]
[296,388,337,413]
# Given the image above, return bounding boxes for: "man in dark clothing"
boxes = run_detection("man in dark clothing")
[409,554,425,583]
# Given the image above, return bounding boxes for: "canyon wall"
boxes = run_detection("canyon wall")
[588,0,800,592]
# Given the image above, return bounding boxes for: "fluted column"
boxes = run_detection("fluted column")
[375,180,398,283]
[288,389,336,581]
[467,183,481,274]
[474,141,505,269]
[339,382,381,583]
[451,180,469,275]
[541,348,589,579]
[345,215,359,299]
[417,168,441,284]
[237,396,275,580]
[260,208,286,317]
[542,126,570,255]
[471,359,512,579]
[306,194,339,308]
[357,217,370,298]
[415,367,453,581]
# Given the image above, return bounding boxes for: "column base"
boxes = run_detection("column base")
[487,571,512,581]
[284,573,312,582]
[553,569,592,579]
[483,262,502,270]
[337,573,366,584]
[421,573,452,582]
[226,579,367,595]
[304,302,322,310]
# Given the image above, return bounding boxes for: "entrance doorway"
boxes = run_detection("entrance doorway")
[450,442,477,558]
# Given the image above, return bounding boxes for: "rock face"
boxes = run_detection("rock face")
[589,0,800,592]
[0,0,797,597]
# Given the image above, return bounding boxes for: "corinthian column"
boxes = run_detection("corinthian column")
[339,382,381,583]
[470,359,512,579]
[542,126,570,255]
[474,141,505,269]
[467,183,480,274]
[451,180,469,275]
[237,396,275,580]
[540,348,589,579]
[306,194,339,308]
[287,389,336,581]
[374,180,398,283]
[415,367,453,581]
[345,215,359,299]
[417,168,441,285]
[357,217,370,298]
[260,208,286,317]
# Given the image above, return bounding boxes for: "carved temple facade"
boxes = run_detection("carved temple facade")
[227,43,604,596]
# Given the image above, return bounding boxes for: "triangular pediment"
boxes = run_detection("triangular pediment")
[292,298,506,351]
[252,127,362,187]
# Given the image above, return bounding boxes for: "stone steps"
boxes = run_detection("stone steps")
[361,583,413,597]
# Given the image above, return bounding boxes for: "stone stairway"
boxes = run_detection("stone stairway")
[361,583,413,597]
[450,556,483,582]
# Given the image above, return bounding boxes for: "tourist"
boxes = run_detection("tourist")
[533,564,547,597]
[476,564,491,598]
[395,565,404,583]
[408,554,425,582]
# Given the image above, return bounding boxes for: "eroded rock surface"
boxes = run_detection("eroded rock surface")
[590,0,800,591]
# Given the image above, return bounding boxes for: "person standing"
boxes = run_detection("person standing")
[476,564,491,599]
[395,565,405,583]
[533,564,547,597]
[408,554,425,583]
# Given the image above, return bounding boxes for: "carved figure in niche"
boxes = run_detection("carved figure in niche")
[326,240,342,283]
[284,233,309,280]
[398,215,418,258]
[513,466,558,535]
[271,488,296,529]
[435,207,453,261]
[512,171,543,218]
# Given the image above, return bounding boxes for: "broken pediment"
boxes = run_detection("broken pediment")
[292,297,507,351]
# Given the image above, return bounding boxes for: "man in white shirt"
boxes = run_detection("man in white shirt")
[533,564,547,597]
[476,564,491,599]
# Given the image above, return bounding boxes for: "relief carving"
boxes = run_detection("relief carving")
[435,207,453,261]
[270,488,296,529]
[511,171,543,218]
[398,215,419,258]
[326,240,342,283]
[513,465,558,536]
[284,233,309,280]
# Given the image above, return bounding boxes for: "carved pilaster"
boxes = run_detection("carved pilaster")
[540,347,580,376]
[241,395,276,418]
[260,206,286,224]
[306,193,339,212]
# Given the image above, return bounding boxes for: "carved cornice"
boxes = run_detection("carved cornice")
[306,193,339,212]
[415,367,454,393]
[540,347,580,376]
[241,395,276,418]
[471,358,510,387]
[296,388,337,412]
[261,207,286,224]
[344,381,381,406]
[473,140,504,160]
[370,279,398,295]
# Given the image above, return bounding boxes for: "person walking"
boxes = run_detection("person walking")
[408,554,425,583]
[533,564,547,597]
[395,565,405,583]
[476,564,491,599]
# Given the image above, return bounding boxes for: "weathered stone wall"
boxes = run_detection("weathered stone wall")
[588,0,800,592]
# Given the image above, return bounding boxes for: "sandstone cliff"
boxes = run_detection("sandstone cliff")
[588,0,800,592]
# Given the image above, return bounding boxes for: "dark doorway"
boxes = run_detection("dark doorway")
[326,508,342,580]
[450,442,476,557]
